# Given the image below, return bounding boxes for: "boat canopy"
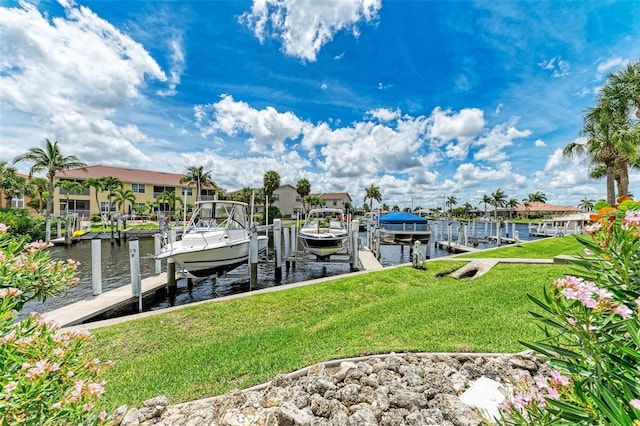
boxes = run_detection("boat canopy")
[378,212,427,224]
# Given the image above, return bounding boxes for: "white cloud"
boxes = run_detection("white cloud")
[596,56,626,76]
[534,139,547,147]
[538,57,570,78]
[0,2,167,116]
[473,121,532,162]
[194,94,307,153]
[427,107,485,145]
[453,162,515,186]
[157,36,186,97]
[366,107,400,122]
[240,0,382,62]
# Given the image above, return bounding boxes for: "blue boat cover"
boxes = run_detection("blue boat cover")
[378,212,427,224]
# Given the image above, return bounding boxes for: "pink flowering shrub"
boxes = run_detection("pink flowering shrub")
[498,200,640,425]
[0,224,113,424]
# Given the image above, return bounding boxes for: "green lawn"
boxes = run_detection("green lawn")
[90,260,572,408]
[457,234,587,259]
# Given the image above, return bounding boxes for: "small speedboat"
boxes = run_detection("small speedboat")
[298,208,349,259]
[156,200,267,278]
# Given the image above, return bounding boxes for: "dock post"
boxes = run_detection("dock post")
[412,240,422,268]
[425,235,431,259]
[463,223,468,246]
[110,217,115,246]
[484,221,488,239]
[447,223,452,249]
[64,215,70,246]
[250,227,258,290]
[154,234,162,274]
[515,230,520,246]
[291,223,297,269]
[512,222,516,240]
[283,227,291,272]
[129,238,142,313]
[57,217,62,238]
[116,215,122,246]
[167,258,177,295]
[351,220,359,272]
[496,222,502,246]
[375,228,381,259]
[91,237,102,295]
[274,219,282,282]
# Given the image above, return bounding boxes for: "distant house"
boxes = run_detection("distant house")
[311,192,353,213]
[272,184,302,218]
[53,164,217,218]
[513,201,583,218]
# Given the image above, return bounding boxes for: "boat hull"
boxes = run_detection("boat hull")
[298,232,349,259]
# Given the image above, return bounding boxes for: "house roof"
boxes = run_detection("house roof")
[57,165,188,187]
[311,192,352,202]
[514,202,582,213]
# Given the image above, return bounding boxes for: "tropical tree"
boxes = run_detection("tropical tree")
[56,180,84,215]
[392,204,400,212]
[101,176,123,218]
[521,200,531,219]
[304,195,324,209]
[577,197,595,211]
[0,161,19,208]
[25,177,49,214]
[180,166,214,202]
[263,170,280,207]
[491,188,507,219]
[462,202,473,217]
[527,191,547,203]
[296,178,311,213]
[83,177,105,217]
[13,139,87,241]
[113,188,136,215]
[1,171,27,209]
[480,194,492,216]
[506,198,519,219]
[382,203,390,212]
[445,195,457,213]
[157,190,182,215]
[364,184,381,211]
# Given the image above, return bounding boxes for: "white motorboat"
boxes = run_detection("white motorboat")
[298,208,349,259]
[156,200,267,278]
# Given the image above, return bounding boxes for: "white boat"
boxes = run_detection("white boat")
[156,200,267,278]
[298,208,349,259]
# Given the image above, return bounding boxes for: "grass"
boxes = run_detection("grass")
[457,234,586,259]
[90,259,573,408]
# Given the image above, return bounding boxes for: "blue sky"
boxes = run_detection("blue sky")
[1,0,639,210]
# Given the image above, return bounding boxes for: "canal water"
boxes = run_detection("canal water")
[19,221,539,321]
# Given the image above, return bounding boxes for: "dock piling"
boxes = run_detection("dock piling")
[351,220,359,272]
[129,238,142,313]
[167,258,177,295]
[250,228,258,290]
[91,237,102,295]
[290,224,297,269]
[283,227,291,271]
[274,219,282,282]
[154,234,162,274]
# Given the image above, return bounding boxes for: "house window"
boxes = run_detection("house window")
[333,200,337,206]
[11,197,24,209]
[182,187,193,196]
[153,186,175,198]
[132,183,146,194]
[100,202,117,213]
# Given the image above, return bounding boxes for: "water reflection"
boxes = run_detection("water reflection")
[19,222,538,320]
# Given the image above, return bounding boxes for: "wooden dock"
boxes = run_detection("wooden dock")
[435,241,480,253]
[43,273,169,328]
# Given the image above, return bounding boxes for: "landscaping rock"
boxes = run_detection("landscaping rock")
[117,352,545,426]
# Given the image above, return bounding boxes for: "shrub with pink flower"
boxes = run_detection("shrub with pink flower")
[498,200,640,425]
[0,224,113,424]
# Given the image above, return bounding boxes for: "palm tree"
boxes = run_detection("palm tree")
[180,166,214,202]
[527,191,547,203]
[101,176,123,218]
[296,178,311,213]
[462,202,473,217]
[0,161,19,208]
[56,180,85,215]
[506,198,519,219]
[521,200,531,219]
[491,188,507,220]
[157,190,182,215]
[445,195,457,213]
[13,139,87,241]
[577,197,595,211]
[84,177,105,217]
[364,184,381,211]
[114,188,136,215]
[304,195,324,209]
[480,194,492,216]
[25,177,49,214]
[263,170,281,207]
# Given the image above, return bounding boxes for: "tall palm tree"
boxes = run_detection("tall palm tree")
[263,170,281,207]
[491,188,507,220]
[101,176,123,217]
[364,184,381,211]
[56,180,85,215]
[577,197,595,211]
[506,198,519,219]
[13,139,87,241]
[157,190,182,215]
[480,194,492,216]
[445,195,457,213]
[84,177,105,217]
[180,166,214,202]
[462,202,473,217]
[527,191,547,203]
[296,178,311,213]
[114,188,136,215]
[304,195,324,209]
[0,161,19,208]
[521,200,531,219]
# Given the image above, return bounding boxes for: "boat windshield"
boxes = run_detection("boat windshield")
[192,202,247,230]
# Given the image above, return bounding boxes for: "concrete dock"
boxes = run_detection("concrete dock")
[435,241,480,253]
